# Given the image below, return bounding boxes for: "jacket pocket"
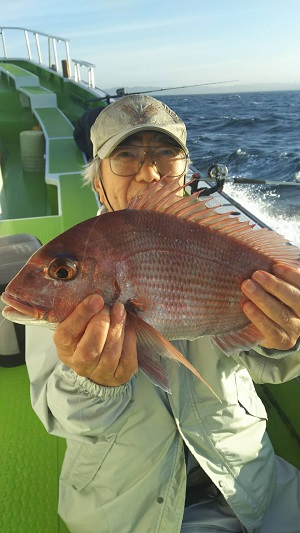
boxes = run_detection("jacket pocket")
[235,370,268,420]
[64,435,117,492]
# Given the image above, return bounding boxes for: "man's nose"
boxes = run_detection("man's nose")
[135,158,161,182]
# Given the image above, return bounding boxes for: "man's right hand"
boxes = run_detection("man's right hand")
[53,295,138,386]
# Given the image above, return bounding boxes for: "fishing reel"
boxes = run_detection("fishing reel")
[191,163,228,197]
[207,163,228,182]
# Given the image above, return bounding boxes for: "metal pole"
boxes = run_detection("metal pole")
[35,32,42,64]
[90,67,95,88]
[53,38,58,71]
[24,30,32,60]
[65,40,71,78]
[76,63,81,82]
[1,29,7,57]
[48,36,51,68]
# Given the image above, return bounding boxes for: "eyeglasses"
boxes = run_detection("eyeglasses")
[108,145,188,177]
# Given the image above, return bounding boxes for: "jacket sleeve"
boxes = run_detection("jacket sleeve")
[230,339,300,384]
[25,326,134,443]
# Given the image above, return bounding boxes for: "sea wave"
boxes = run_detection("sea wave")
[224,183,300,246]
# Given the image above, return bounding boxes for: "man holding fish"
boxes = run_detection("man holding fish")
[4,95,300,532]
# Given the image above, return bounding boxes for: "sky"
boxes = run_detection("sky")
[1,0,300,94]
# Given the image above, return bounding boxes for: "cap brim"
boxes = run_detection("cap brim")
[97,124,188,159]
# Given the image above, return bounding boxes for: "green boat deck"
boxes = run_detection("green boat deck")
[0,365,69,533]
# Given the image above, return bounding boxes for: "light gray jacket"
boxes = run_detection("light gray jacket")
[25,327,300,533]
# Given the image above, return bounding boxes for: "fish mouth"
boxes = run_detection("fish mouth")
[1,292,48,322]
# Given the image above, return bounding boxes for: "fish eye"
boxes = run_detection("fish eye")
[47,258,78,281]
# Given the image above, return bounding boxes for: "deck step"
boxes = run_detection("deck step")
[0,62,57,107]
[35,107,74,137]
[0,62,39,87]
[20,85,57,107]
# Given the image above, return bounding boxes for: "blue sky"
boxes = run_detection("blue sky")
[2,0,300,92]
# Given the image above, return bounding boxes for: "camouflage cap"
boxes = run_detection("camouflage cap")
[90,94,188,158]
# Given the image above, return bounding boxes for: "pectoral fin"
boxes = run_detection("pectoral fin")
[128,311,220,400]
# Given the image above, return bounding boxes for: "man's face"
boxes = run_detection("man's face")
[94,131,185,211]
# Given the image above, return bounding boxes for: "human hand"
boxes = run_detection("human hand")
[53,295,138,386]
[241,264,300,351]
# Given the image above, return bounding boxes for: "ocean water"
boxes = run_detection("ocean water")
[159,91,300,246]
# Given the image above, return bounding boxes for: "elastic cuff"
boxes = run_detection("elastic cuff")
[72,371,133,399]
[258,337,300,359]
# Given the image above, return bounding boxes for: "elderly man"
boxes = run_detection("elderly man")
[26,94,300,533]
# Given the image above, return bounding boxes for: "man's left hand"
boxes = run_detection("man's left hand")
[241,264,300,351]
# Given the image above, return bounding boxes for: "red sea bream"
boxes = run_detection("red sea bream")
[2,178,300,394]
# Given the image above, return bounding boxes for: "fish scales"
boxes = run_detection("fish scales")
[108,209,273,339]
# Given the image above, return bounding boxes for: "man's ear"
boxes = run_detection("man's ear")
[94,178,105,204]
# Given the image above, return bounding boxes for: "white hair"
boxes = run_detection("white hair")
[82,157,101,187]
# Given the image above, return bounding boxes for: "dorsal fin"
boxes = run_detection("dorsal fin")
[128,177,300,268]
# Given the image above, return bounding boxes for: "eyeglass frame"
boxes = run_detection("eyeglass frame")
[106,144,189,178]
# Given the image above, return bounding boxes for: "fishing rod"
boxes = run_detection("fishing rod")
[189,164,300,198]
[206,164,300,188]
[226,177,300,187]
[128,80,239,95]
[87,80,239,103]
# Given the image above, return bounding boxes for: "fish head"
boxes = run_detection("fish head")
[2,246,98,327]
[1,217,116,327]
